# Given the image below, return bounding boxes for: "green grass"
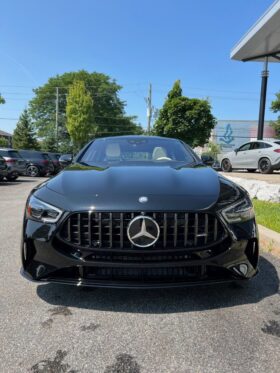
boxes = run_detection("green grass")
[253,199,280,233]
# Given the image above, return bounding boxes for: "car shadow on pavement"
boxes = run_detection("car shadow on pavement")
[36,255,279,314]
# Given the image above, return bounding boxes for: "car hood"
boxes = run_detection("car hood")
[35,164,222,211]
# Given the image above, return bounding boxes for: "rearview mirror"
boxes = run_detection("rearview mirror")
[59,154,73,167]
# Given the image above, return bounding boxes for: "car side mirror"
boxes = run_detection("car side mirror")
[59,154,73,167]
[234,148,239,154]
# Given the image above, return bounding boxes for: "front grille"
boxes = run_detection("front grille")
[59,212,226,250]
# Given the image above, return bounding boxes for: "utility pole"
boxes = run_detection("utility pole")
[146,83,153,134]
[55,87,59,150]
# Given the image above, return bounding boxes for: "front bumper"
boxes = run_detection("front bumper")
[21,215,259,289]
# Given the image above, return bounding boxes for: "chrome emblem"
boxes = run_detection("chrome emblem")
[139,196,148,203]
[127,216,160,248]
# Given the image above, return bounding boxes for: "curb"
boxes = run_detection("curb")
[258,224,280,256]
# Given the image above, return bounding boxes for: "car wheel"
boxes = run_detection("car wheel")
[27,165,40,177]
[221,159,232,172]
[247,169,256,173]
[259,158,273,174]
[0,175,4,182]
[6,174,18,181]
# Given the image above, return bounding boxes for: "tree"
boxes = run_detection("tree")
[203,141,221,160]
[66,80,94,149]
[153,80,216,147]
[28,70,142,151]
[270,92,280,137]
[12,109,39,150]
[0,94,5,104]
[0,137,9,147]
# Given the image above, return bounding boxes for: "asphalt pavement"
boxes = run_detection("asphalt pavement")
[0,177,280,373]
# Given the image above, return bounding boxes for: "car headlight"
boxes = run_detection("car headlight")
[26,195,63,223]
[221,198,255,224]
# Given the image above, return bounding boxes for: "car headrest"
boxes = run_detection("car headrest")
[105,143,121,159]
[152,146,167,160]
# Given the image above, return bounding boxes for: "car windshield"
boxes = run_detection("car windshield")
[78,137,197,167]
[0,150,23,158]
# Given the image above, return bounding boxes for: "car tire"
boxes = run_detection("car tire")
[26,165,40,177]
[247,169,256,173]
[6,174,18,181]
[259,158,273,174]
[221,159,232,172]
[0,175,4,182]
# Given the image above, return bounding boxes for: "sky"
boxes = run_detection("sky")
[0,0,279,134]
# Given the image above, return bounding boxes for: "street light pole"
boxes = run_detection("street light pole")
[257,57,269,140]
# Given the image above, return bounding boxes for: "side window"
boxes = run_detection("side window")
[262,143,272,148]
[239,143,251,151]
[250,142,262,150]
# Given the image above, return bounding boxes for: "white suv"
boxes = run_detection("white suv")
[221,140,280,174]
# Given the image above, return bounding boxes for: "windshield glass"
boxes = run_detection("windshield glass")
[78,137,197,167]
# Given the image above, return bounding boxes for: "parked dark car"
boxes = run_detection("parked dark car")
[19,150,54,177]
[0,155,8,181]
[47,153,62,174]
[0,148,27,181]
[21,136,258,289]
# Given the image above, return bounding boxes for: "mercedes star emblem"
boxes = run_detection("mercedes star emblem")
[127,215,160,248]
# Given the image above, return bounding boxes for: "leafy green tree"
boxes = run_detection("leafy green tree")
[270,92,280,137]
[40,129,57,152]
[66,80,94,149]
[12,109,39,150]
[153,80,216,147]
[29,70,142,149]
[0,94,5,104]
[0,137,9,147]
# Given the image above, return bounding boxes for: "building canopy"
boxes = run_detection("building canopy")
[231,0,280,62]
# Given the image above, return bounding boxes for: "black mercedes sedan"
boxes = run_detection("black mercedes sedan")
[21,136,259,288]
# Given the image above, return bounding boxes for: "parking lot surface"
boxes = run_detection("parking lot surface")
[0,177,280,373]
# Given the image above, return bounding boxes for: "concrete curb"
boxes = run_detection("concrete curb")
[258,224,280,256]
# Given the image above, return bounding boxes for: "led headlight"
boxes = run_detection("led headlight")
[221,198,255,224]
[26,195,63,223]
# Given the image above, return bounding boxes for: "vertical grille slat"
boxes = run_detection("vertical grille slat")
[60,211,225,250]
[204,214,208,244]
[163,213,167,248]
[184,213,189,247]
[77,213,81,245]
[214,218,218,241]
[98,212,102,247]
[174,213,178,247]
[109,212,113,248]
[67,216,71,241]
[88,211,92,247]
[120,213,124,248]
[194,213,198,246]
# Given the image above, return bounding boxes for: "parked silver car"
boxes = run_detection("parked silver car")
[0,148,27,181]
[221,140,280,174]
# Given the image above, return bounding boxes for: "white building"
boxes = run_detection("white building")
[212,120,275,153]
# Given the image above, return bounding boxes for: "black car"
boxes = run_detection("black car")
[19,150,54,177]
[21,136,258,288]
[0,148,27,180]
[0,155,8,181]
[47,153,62,174]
